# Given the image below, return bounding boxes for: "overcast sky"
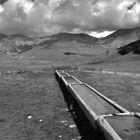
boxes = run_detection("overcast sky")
[0,0,140,37]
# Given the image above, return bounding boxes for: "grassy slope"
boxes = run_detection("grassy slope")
[69,71,140,112]
[0,71,79,140]
[97,27,140,49]
[0,33,108,68]
[1,32,140,71]
[0,32,140,140]
[1,32,140,72]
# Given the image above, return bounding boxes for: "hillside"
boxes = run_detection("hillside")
[0,33,98,56]
[0,34,7,40]
[1,31,140,70]
[0,34,34,57]
[118,39,140,55]
[51,33,97,44]
[0,33,107,67]
[87,38,140,72]
[96,27,140,49]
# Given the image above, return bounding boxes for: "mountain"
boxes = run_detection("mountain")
[0,31,140,70]
[0,33,104,66]
[0,34,35,57]
[0,34,7,40]
[0,33,98,56]
[93,38,140,67]
[118,39,140,55]
[51,33,98,44]
[96,27,140,49]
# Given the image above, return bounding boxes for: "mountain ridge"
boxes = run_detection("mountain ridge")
[97,27,140,49]
[118,39,140,55]
[0,32,99,59]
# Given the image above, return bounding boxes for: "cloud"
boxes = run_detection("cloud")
[0,0,140,37]
[89,31,115,38]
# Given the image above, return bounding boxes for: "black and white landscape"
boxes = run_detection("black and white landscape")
[0,0,140,140]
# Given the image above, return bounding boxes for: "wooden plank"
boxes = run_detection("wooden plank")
[97,114,140,140]
[84,83,129,113]
[55,70,140,140]
[68,84,120,116]
[61,76,82,86]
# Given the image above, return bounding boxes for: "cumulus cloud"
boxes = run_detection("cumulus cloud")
[0,0,140,37]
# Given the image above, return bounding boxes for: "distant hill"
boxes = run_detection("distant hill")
[0,34,34,57]
[118,39,140,55]
[0,34,7,40]
[97,27,140,49]
[0,31,140,69]
[94,37,140,66]
[51,33,97,44]
[0,32,102,65]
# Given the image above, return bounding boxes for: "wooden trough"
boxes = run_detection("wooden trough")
[55,70,140,140]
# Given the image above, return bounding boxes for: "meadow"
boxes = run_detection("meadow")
[69,70,140,112]
[0,69,80,140]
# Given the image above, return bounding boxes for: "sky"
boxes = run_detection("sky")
[0,0,140,37]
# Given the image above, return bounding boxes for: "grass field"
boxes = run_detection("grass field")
[69,71,140,112]
[0,31,140,140]
[0,70,80,140]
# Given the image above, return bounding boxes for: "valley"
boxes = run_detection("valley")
[0,29,139,139]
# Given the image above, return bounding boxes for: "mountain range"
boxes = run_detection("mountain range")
[0,32,97,57]
[118,39,140,55]
[96,27,140,49]
[0,32,102,67]
[0,27,140,68]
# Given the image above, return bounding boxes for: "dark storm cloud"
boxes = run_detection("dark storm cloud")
[0,0,140,37]
[0,0,8,5]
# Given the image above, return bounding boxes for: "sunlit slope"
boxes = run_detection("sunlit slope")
[96,27,140,49]
[0,33,108,66]
[86,38,140,72]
